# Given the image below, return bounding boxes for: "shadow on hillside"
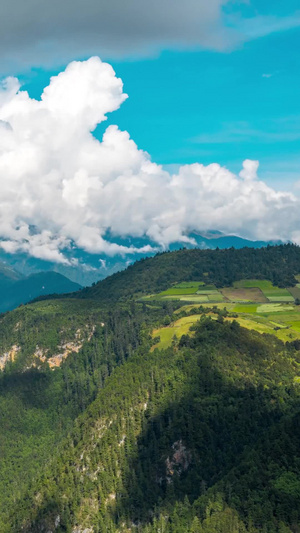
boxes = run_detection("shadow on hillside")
[113,337,292,527]
[0,368,53,409]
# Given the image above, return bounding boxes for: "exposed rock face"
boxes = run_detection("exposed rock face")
[165,440,191,482]
[0,325,98,370]
[0,344,20,370]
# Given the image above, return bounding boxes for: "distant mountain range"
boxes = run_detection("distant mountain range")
[0,232,283,287]
[0,264,81,313]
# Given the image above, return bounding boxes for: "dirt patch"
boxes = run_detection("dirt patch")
[220,287,268,303]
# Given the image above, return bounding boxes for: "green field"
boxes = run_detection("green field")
[152,315,201,350]
[143,279,296,308]
[143,283,225,302]
[159,287,201,296]
[232,279,294,302]
[233,304,258,313]
[158,295,300,348]
[256,303,294,313]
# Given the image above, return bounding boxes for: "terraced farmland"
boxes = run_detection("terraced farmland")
[148,277,300,349]
[233,279,294,302]
[142,278,297,305]
[152,301,300,350]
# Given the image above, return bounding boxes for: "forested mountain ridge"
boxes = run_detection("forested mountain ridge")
[76,244,300,303]
[0,246,300,532]
[0,233,279,287]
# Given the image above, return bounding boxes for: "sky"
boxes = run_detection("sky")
[0,0,300,263]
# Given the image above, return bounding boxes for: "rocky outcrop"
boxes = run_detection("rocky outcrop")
[0,344,20,370]
[165,440,191,482]
[0,325,98,371]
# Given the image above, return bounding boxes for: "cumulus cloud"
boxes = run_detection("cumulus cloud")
[0,56,299,264]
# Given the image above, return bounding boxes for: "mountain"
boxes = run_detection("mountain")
[0,271,82,313]
[0,233,283,286]
[0,245,299,532]
[0,260,23,291]
[77,243,300,303]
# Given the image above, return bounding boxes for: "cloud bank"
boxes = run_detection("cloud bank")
[1,1,300,70]
[0,56,299,264]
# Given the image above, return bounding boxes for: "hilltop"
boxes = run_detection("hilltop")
[77,243,300,303]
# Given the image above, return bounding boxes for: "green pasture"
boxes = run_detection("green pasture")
[266,295,294,302]
[256,303,294,313]
[153,294,300,350]
[232,279,294,302]
[159,287,200,296]
[152,315,201,350]
[233,304,258,313]
[146,279,296,306]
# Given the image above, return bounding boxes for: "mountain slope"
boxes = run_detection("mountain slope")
[0,260,23,291]
[77,244,300,304]
[0,271,82,313]
[0,246,300,532]
[9,318,300,533]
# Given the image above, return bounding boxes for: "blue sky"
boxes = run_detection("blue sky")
[18,14,300,192]
[1,0,300,264]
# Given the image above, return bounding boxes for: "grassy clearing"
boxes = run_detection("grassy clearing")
[225,316,274,336]
[288,321,300,332]
[232,279,294,302]
[266,295,294,302]
[145,279,296,305]
[159,287,199,295]
[196,289,219,295]
[154,297,300,350]
[233,304,258,313]
[208,294,225,302]
[257,304,294,313]
[151,315,201,350]
[178,295,209,302]
[230,306,300,341]
[264,288,292,296]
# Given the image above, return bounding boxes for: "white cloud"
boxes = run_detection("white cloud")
[0,56,299,264]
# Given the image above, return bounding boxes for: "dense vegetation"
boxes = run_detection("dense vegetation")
[0,298,171,528]
[7,318,300,533]
[0,245,299,532]
[76,244,300,303]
